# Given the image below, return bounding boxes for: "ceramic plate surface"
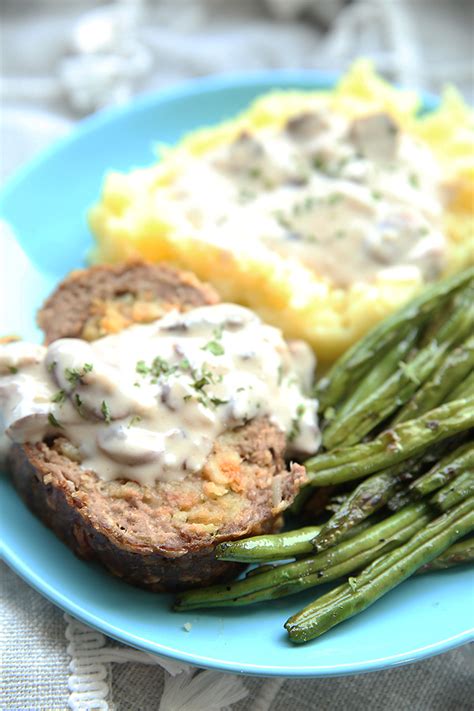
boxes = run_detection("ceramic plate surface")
[1,71,473,676]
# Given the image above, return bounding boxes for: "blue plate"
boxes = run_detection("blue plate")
[1,71,473,676]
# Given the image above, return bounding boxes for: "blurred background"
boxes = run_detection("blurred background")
[1,0,473,181]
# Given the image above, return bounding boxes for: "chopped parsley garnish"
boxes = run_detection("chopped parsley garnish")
[65,363,93,386]
[288,404,305,442]
[181,364,228,409]
[8,366,18,374]
[210,397,229,407]
[371,190,382,200]
[51,389,66,404]
[151,356,173,377]
[48,412,62,429]
[288,423,299,442]
[303,196,317,211]
[292,202,303,217]
[312,156,326,171]
[180,358,191,371]
[73,393,86,418]
[327,193,343,206]
[202,340,225,356]
[101,400,111,424]
[277,365,284,385]
[136,360,149,375]
[195,367,217,389]
[184,391,228,409]
[192,376,210,391]
[136,356,180,380]
[128,415,142,428]
[238,187,256,203]
[65,368,80,385]
[338,156,350,170]
[274,210,291,229]
[248,167,261,179]
[292,196,317,217]
[201,325,225,356]
[409,173,419,188]
[47,360,57,373]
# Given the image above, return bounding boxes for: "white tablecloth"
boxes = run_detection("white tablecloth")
[1,1,473,708]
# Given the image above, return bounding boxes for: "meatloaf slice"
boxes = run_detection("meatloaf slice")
[38,261,219,344]
[9,420,305,591]
[9,262,307,591]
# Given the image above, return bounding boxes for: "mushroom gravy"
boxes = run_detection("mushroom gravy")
[167,109,448,286]
[0,304,320,484]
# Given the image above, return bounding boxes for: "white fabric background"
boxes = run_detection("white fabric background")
[1,1,473,709]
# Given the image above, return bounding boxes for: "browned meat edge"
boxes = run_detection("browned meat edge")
[38,261,219,344]
[9,443,248,591]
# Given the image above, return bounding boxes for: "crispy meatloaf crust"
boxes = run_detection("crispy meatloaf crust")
[38,261,219,344]
[9,262,307,591]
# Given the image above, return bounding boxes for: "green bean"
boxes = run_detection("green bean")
[430,470,474,513]
[410,442,474,498]
[314,439,464,548]
[217,518,380,563]
[174,504,430,609]
[386,490,412,512]
[322,287,474,449]
[285,496,474,643]
[245,564,277,578]
[449,369,474,402]
[311,458,425,551]
[305,397,474,487]
[232,542,398,605]
[290,483,346,517]
[316,268,474,411]
[394,335,474,424]
[353,496,472,585]
[386,438,469,513]
[418,536,474,572]
[216,526,322,562]
[325,326,419,424]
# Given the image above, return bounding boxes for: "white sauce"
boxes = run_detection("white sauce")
[0,304,320,484]
[165,109,447,286]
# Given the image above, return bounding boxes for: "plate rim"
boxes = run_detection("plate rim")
[2,541,472,677]
[1,68,470,678]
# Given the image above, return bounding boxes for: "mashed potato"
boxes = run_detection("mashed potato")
[89,61,473,365]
